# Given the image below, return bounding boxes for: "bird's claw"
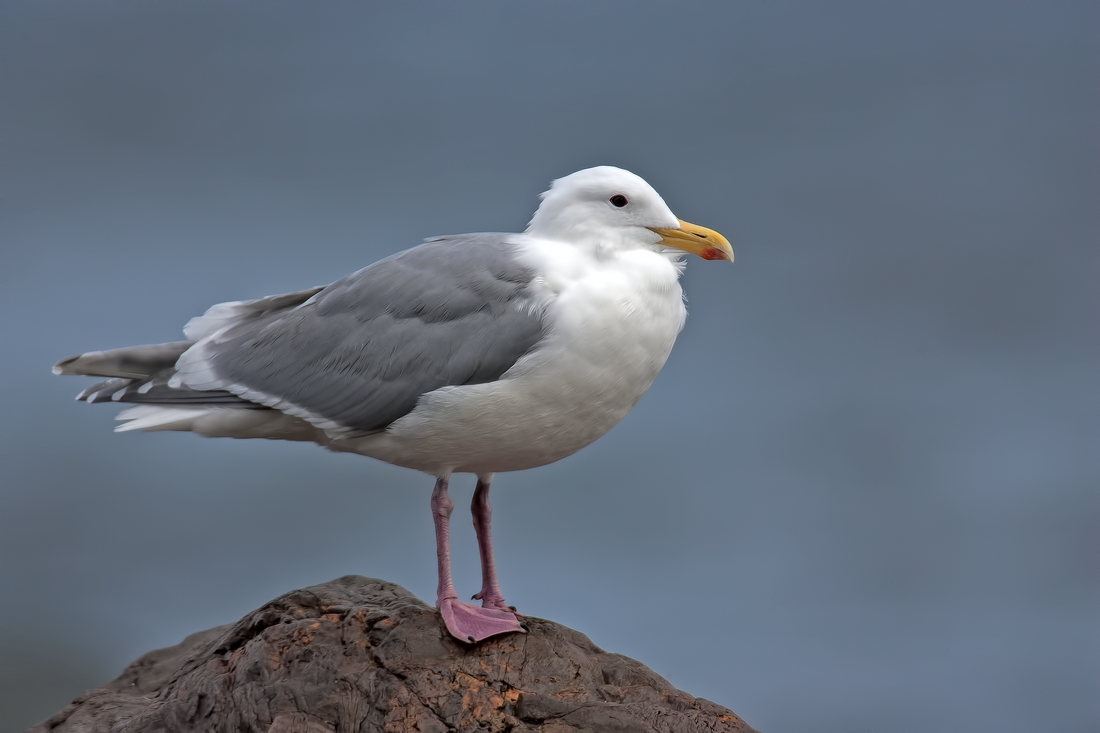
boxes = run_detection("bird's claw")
[471,590,517,614]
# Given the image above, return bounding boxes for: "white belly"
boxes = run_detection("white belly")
[338,246,687,476]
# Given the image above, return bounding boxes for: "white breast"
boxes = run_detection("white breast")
[341,237,687,476]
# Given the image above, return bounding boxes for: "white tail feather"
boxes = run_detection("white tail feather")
[114,405,322,442]
[115,406,209,432]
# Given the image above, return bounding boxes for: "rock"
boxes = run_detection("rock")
[30,576,757,732]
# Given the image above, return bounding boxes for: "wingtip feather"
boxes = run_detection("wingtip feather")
[53,354,83,375]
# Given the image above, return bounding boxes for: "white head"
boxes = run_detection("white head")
[526,166,732,261]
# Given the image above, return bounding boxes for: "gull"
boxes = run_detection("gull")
[54,166,733,643]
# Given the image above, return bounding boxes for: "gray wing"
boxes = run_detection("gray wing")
[54,286,326,408]
[54,341,193,379]
[175,233,546,436]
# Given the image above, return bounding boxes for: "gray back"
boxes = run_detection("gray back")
[206,233,546,434]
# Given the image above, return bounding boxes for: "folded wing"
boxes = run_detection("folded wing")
[58,234,547,440]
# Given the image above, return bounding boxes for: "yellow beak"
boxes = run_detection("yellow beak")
[648,219,733,262]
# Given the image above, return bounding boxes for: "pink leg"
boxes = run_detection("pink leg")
[431,477,524,644]
[431,477,459,603]
[470,478,515,612]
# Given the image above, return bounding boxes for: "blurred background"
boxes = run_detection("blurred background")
[1,2,1096,731]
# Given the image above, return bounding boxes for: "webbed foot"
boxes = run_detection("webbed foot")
[438,596,526,643]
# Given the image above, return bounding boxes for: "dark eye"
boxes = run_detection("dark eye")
[609,194,628,208]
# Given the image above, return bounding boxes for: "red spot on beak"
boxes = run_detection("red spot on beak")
[700,247,727,261]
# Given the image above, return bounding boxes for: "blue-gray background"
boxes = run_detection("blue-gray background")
[1,2,1096,731]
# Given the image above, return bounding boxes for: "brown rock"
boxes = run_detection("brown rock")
[30,576,757,732]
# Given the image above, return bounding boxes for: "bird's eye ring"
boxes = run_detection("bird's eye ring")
[609,194,628,208]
